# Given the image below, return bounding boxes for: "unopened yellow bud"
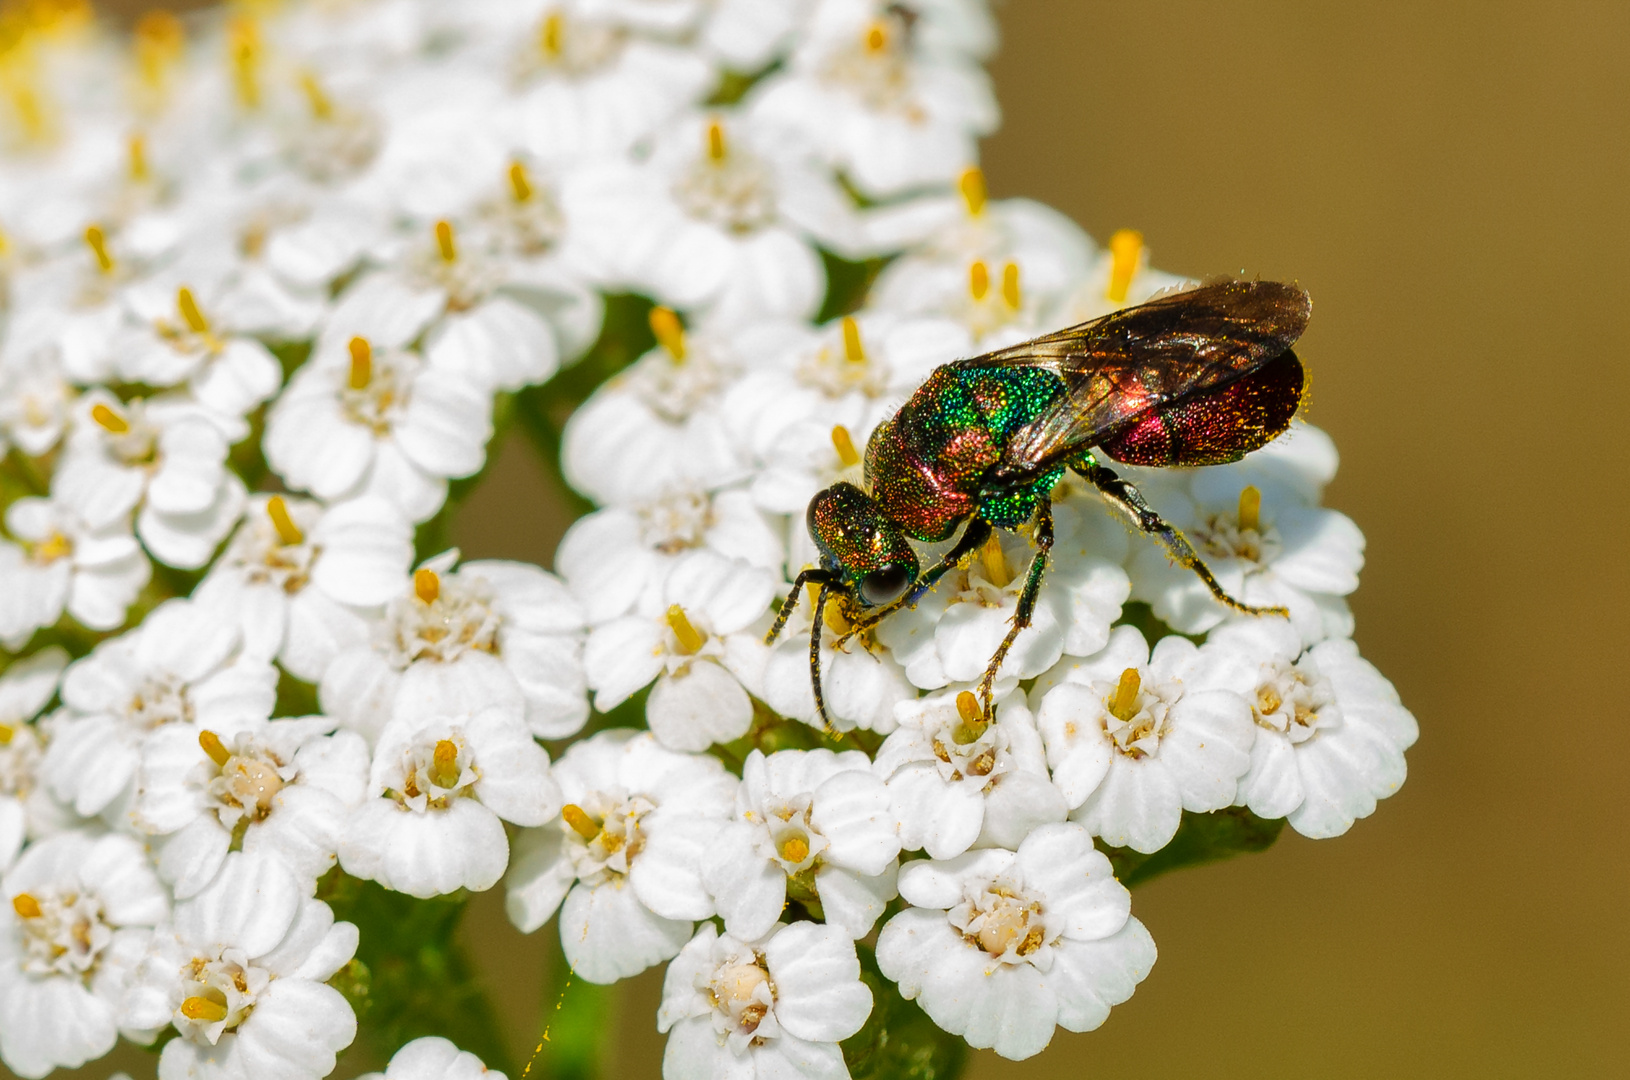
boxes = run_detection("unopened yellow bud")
[980,532,1012,589]
[958,167,987,217]
[1109,667,1142,723]
[968,260,989,302]
[508,160,533,202]
[84,225,114,273]
[414,568,440,604]
[841,316,865,364]
[562,803,599,840]
[1106,228,1144,305]
[199,729,231,767]
[831,425,861,468]
[666,605,707,655]
[431,739,461,789]
[177,287,208,334]
[707,121,726,161]
[91,402,129,434]
[347,337,372,390]
[11,893,41,919]
[650,306,686,361]
[1001,261,1021,309]
[266,496,303,546]
[779,834,809,863]
[434,219,456,262]
[865,20,889,52]
[180,995,228,1023]
[1238,485,1262,533]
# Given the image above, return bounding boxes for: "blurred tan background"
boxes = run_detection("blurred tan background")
[41,2,1630,1078]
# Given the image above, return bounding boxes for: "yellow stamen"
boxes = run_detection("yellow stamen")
[84,224,113,273]
[666,605,707,655]
[968,260,989,302]
[1001,261,1021,309]
[299,70,333,120]
[649,306,686,362]
[562,803,599,840]
[706,120,726,161]
[431,739,461,789]
[32,534,71,563]
[177,287,208,334]
[830,425,861,468]
[128,133,149,182]
[228,17,260,109]
[0,724,12,746]
[1105,228,1144,305]
[540,11,563,59]
[347,337,372,390]
[180,995,228,1023]
[199,729,231,767]
[864,19,889,52]
[266,496,303,546]
[90,402,128,434]
[508,160,532,202]
[1238,485,1262,533]
[980,533,1012,589]
[434,219,456,262]
[958,167,987,217]
[841,316,865,364]
[11,893,41,919]
[778,834,809,863]
[134,10,184,89]
[1109,667,1142,723]
[414,568,440,604]
[951,689,987,744]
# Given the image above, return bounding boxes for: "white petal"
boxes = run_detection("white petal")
[764,922,872,1043]
[559,881,692,984]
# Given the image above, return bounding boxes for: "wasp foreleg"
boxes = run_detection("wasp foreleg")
[834,519,993,649]
[976,500,1054,718]
[1078,461,1288,619]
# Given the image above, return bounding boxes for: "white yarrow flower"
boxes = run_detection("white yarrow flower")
[358,1035,507,1080]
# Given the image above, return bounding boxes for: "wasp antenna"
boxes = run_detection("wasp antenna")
[766,568,833,645]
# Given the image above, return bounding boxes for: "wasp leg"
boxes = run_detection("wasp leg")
[975,501,1054,717]
[766,568,838,645]
[834,519,994,649]
[810,580,836,734]
[1079,461,1288,618]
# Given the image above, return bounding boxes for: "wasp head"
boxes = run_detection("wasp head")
[807,481,919,608]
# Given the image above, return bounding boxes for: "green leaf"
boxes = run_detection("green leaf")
[1102,806,1285,889]
[843,943,968,1080]
[815,249,891,323]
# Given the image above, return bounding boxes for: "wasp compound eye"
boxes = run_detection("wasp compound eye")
[858,564,912,607]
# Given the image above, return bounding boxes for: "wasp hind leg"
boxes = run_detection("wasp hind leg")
[975,500,1054,719]
[1077,460,1287,618]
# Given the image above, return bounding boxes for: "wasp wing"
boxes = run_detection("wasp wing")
[956,279,1311,477]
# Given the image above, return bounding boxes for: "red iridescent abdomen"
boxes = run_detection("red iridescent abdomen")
[1100,349,1305,467]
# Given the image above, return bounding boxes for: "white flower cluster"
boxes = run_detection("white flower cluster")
[0,1,1417,1079]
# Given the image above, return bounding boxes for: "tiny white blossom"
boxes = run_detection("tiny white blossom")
[124,852,359,1080]
[505,729,735,984]
[704,748,900,941]
[876,822,1155,1060]
[875,686,1066,860]
[1034,625,1257,853]
[658,920,873,1080]
[359,1035,507,1080]
[340,703,562,898]
[0,831,170,1079]
[0,648,70,872]
[321,554,588,744]
[0,494,149,646]
[1209,618,1419,838]
[39,599,278,819]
